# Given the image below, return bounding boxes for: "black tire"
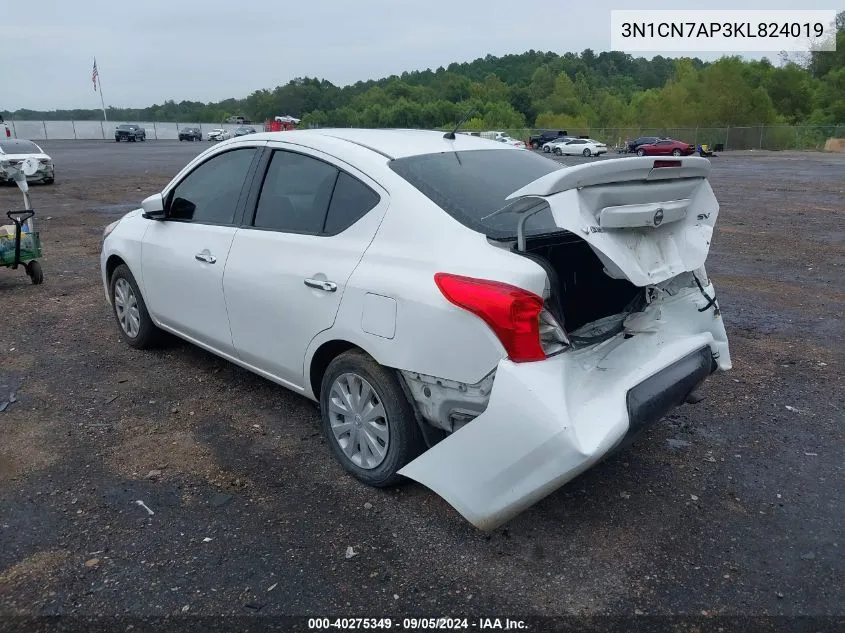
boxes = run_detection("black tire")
[140,135,146,142]
[115,137,120,142]
[25,260,43,285]
[531,142,539,150]
[42,176,54,185]
[637,148,646,156]
[672,149,682,156]
[543,146,550,153]
[583,148,592,157]
[320,349,424,488]
[554,147,562,155]
[109,264,162,349]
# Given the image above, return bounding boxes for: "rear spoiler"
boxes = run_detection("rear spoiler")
[506,156,711,200]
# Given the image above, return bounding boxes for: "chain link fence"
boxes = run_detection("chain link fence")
[4,121,845,150]
[4,120,263,141]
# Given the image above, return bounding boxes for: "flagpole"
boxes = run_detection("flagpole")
[94,57,107,122]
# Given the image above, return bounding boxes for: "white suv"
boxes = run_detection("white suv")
[101,129,731,530]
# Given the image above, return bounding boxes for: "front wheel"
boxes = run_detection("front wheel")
[543,146,550,153]
[320,350,424,488]
[554,147,562,155]
[637,148,646,156]
[115,137,120,142]
[583,148,592,157]
[672,149,682,156]
[109,264,162,349]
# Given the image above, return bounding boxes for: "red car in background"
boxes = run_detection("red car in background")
[635,139,695,156]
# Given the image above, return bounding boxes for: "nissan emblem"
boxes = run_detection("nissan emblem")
[654,208,664,226]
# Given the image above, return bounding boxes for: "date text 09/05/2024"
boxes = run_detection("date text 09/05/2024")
[620,21,825,39]
[307,618,528,630]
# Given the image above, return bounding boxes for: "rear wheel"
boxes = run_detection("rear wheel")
[672,149,682,156]
[25,261,43,285]
[110,264,162,349]
[583,148,592,157]
[637,148,646,156]
[320,350,424,487]
[531,142,539,150]
[115,137,120,142]
[554,147,562,155]
[543,146,550,153]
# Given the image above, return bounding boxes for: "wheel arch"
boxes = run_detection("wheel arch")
[105,254,128,283]
[307,339,367,401]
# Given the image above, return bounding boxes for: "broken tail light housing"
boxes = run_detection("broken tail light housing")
[434,273,549,362]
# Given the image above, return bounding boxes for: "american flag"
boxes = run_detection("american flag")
[92,58,99,92]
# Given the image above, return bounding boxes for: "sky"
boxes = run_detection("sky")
[4,0,840,111]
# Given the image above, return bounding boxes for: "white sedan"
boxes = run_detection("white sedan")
[494,134,526,149]
[541,136,575,153]
[0,139,55,184]
[100,129,731,530]
[206,128,232,141]
[552,138,608,157]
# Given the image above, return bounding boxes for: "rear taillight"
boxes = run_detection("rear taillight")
[653,159,682,168]
[435,273,566,362]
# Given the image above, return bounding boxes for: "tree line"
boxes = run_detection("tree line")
[4,13,842,130]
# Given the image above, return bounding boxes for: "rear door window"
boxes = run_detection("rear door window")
[253,150,339,234]
[323,172,381,235]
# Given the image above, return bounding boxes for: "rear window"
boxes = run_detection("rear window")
[389,149,563,239]
[0,140,41,154]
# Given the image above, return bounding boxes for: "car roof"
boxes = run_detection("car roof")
[241,128,514,160]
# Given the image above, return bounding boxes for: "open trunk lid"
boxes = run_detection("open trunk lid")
[504,156,718,287]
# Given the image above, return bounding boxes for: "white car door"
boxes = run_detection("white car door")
[141,145,261,355]
[222,146,389,389]
[562,140,583,155]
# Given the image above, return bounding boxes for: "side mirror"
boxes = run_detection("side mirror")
[141,193,166,220]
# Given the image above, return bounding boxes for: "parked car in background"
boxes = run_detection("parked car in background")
[528,130,568,150]
[0,138,54,184]
[207,129,232,142]
[626,136,669,153]
[552,138,607,157]
[234,126,258,137]
[496,135,527,149]
[100,128,730,531]
[542,136,574,153]
[636,139,695,157]
[1,115,10,138]
[179,127,203,142]
[114,124,146,142]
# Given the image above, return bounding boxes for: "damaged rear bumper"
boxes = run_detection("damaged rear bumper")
[398,285,730,531]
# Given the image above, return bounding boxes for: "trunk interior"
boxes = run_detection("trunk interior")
[524,233,644,343]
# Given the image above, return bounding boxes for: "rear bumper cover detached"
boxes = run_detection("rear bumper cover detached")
[399,283,730,530]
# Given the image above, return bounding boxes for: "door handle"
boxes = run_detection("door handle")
[304,278,337,292]
[195,253,217,264]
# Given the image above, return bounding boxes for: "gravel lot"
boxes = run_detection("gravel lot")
[0,141,843,623]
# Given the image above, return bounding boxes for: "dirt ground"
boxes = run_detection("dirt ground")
[0,141,843,623]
